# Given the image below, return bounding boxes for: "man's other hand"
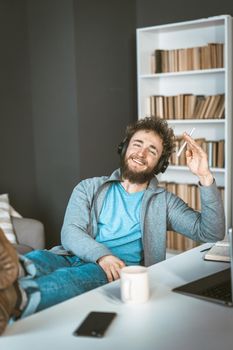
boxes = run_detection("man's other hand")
[97,255,126,282]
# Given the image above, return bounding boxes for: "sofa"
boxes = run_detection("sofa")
[12,217,45,254]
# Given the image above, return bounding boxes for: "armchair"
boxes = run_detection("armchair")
[12,217,45,254]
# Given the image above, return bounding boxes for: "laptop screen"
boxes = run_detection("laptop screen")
[173,227,233,306]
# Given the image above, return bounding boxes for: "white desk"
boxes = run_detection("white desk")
[1,244,232,350]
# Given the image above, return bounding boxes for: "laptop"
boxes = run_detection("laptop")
[172,228,233,306]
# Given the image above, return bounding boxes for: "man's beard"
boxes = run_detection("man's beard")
[120,156,155,184]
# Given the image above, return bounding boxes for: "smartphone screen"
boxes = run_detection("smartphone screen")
[73,311,117,338]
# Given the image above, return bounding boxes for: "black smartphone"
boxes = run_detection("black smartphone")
[73,311,117,338]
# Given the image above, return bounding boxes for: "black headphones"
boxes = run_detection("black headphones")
[117,137,169,175]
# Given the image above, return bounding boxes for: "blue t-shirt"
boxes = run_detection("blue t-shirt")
[96,182,145,265]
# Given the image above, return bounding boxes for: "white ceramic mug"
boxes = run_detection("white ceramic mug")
[120,266,150,304]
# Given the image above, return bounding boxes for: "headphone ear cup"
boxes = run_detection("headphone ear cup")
[117,139,128,157]
[160,159,169,173]
[154,157,169,174]
[117,142,124,155]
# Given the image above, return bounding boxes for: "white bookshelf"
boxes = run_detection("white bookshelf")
[136,15,233,242]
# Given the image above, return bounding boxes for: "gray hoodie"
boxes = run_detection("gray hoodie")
[51,169,225,267]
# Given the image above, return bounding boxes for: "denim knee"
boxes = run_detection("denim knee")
[25,249,49,261]
[24,250,71,277]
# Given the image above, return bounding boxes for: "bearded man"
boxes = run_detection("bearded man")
[0,116,225,334]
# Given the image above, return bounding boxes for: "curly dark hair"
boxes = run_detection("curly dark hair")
[120,116,175,174]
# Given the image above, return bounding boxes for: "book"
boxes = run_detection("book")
[154,49,163,73]
[204,95,217,119]
[208,43,217,68]
[217,140,225,168]
[212,141,218,167]
[192,95,205,118]
[178,48,185,71]
[177,94,184,119]
[199,95,212,119]
[155,95,164,118]
[207,94,222,118]
[215,95,225,119]
[150,96,155,116]
[192,46,201,70]
[161,50,169,73]
[167,96,174,119]
[204,241,230,262]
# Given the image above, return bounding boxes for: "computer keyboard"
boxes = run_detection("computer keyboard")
[201,281,231,300]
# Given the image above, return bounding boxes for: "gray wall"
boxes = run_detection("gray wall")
[136,0,233,26]
[74,0,136,179]
[1,0,233,246]
[0,0,37,215]
[0,0,136,247]
[27,0,80,247]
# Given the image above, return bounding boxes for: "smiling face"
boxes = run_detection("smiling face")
[121,129,164,184]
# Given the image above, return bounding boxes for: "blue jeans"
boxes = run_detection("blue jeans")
[18,250,108,318]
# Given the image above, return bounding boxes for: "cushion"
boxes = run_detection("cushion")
[10,205,22,218]
[0,194,18,243]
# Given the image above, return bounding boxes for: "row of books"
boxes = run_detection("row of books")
[146,93,225,119]
[159,182,225,251]
[171,138,225,168]
[151,43,224,73]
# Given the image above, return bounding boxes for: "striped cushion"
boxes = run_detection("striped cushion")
[0,193,17,243]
